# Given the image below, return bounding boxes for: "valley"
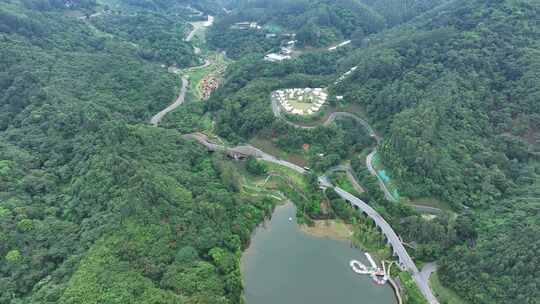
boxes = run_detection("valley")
[0,1,538,304]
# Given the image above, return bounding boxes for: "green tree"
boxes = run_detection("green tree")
[5,250,21,263]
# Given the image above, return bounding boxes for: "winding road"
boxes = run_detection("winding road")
[272,95,397,199]
[150,15,215,126]
[185,15,214,42]
[156,95,440,303]
[150,77,188,126]
[326,164,365,193]
[419,262,438,284]
[182,133,307,174]
[270,96,440,304]
[148,16,439,303]
[334,188,439,304]
[271,96,380,143]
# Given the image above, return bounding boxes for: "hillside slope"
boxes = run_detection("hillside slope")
[0,1,271,303]
[336,0,540,302]
[205,0,540,303]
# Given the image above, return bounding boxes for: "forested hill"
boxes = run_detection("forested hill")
[207,0,452,58]
[203,0,539,303]
[337,0,540,208]
[101,0,233,14]
[2,0,540,303]
[358,0,451,26]
[207,0,386,58]
[335,0,540,302]
[0,1,271,303]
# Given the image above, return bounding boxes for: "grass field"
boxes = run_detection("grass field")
[299,219,353,241]
[285,103,367,127]
[231,162,287,203]
[331,172,363,197]
[261,160,308,190]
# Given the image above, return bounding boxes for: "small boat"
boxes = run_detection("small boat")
[350,256,389,286]
[349,260,370,274]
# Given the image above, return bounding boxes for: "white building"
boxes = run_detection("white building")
[264,53,291,62]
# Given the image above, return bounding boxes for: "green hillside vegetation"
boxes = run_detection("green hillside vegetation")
[335,0,540,302]
[0,1,272,303]
[2,0,540,303]
[359,0,451,26]
[207,0,386,58]
[91,11,199,67]
[204,0,540,303]
[207,0,452,58]
[99,0,228,15]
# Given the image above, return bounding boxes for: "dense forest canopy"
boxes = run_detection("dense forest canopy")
[207,0,453,58]
[91,12,198,67]
[205,0,540,303]
[1,0,539,303]
[207,0,386,57]
[359,0,451,25]
[0,0,270,303]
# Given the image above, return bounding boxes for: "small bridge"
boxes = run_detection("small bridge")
[183,133,265,160]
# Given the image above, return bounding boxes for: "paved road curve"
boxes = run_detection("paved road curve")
[274,98,442,303]
[273,97,395,200]
[150,14,215,126]
[366,150,398,202]
[333,187,418,272]
[419,262,438,284]
[150,77,188,126]
[271,96,380,143]
[182,133,307,174]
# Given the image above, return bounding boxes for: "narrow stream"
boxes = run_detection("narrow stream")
[241,202,396,304]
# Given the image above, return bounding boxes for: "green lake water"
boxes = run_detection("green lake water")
[241,202,396,304]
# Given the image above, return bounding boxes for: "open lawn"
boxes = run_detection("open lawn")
[331,172,363,197]
[288,103,367,127]
[231,162,287,203]
[299,219,353,241]
[261,160,308,190]
[289,98,317,111]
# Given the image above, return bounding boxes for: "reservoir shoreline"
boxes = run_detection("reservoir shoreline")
[241,202,396,304]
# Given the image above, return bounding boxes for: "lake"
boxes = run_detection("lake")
[241,202,396,304]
